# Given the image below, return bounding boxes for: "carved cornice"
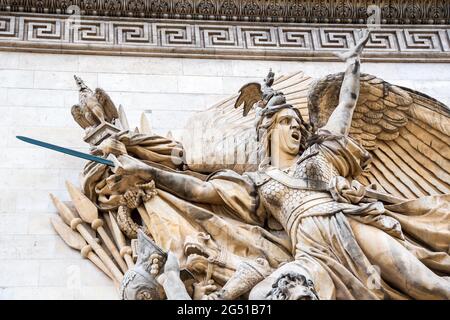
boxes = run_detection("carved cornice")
[0,1,449,25]
[1,13,449,62]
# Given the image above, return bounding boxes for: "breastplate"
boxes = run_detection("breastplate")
[258,147,341,231]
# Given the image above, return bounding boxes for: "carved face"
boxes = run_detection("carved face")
[266,272,318,300]
[283,280,318,300]
[271,108,302,157]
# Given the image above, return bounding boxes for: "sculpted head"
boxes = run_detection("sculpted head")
[257,105,310,169]
[265,272,319,300]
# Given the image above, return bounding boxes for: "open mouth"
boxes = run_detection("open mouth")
[184,243,208,257]
[291,131,300,141]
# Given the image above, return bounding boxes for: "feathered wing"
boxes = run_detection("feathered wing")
[95,88,119,123]
[71,104,91,129]
[234,83,262,116]
[181,71,314,174]
[309,73,450,199]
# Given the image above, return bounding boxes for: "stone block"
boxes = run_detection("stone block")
[0,190,17,213]
[0,52,20,69]
[178,75,223,94]
[0,168,60,190]
[0,106,75,128]
[18,53,79,72]
[0,235,80,260]
[149,109,196,130]
[98,73,178,93]
[182,59,234,76]
[110,92,206,111]
[0,214,29,235]
[34,71,98,90]
[222,76,260,95]
[0,70,34,88]
[0,260,40,286]
[6,88,65,107]
[0,87,8,106]
[78,55,182,76]
[28,213,58,235]
[0,147,86,170]
[15,189,69,214]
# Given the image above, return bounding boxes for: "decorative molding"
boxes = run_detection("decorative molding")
[0,1,449,25]
[0,13,449,62]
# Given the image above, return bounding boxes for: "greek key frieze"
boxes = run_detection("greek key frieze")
[199,25,241,48]
[277,28,313,50]
[0,13,449,61]
[0,15,19,38]
[113,22,152,45]
[155,23,196,46]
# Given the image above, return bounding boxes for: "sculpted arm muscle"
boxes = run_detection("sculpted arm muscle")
[139,165,224,205]
[321,29,370,136]
[322,59,361,136]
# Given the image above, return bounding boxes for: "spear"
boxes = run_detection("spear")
[108,212,134,269]
[140,112,152,134]
[50,215,115,281]
[49,193,124,283]
[65,181,128,274]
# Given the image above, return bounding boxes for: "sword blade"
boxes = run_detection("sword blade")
[16,136,114,167]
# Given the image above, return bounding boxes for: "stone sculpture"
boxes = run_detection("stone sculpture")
[71,76,121,145]
[49,29,450,299]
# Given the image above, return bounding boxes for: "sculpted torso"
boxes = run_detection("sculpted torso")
[258,146,341,235]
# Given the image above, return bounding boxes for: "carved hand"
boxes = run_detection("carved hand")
[105,154,154,193]
[156,252,192,300]
[334,29,371,63]
[193,279,218,300]
[91,138,127,157]
[156,251,181,285]
[108,154,153,179]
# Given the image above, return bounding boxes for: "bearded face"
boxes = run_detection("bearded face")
[266,272,319,300]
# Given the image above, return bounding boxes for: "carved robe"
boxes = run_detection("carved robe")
[80,132,293,286]
[244,133,450,299]
[81,131,450,298]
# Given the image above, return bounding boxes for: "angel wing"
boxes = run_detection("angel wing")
[309,73,450,199]
[95,88,119,123]
[181,71,314,173]
[234,83,262,116]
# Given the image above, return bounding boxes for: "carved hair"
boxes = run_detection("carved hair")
[257,105,310,170]
[266,271,318,300]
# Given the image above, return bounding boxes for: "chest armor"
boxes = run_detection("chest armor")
[257,147,341,231]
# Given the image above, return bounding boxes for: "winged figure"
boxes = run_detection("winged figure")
[71,75,119,132]
[234,68,284,117]
[52,29,450,300]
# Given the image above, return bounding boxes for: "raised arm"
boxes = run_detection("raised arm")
[109,154,224,205]
[321,30,371,136]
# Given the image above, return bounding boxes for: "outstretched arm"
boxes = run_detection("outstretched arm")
[321,30,370,136]
[143,164,224,205]
[109,154,224,205]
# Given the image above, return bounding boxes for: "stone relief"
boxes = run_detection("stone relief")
[1,0,449,24]
[43,29,450,299]
[1,14,449,62]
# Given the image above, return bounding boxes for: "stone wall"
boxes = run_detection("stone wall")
[1,50,450,299]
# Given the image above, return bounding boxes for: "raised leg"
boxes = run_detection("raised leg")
[349,219,450,299]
